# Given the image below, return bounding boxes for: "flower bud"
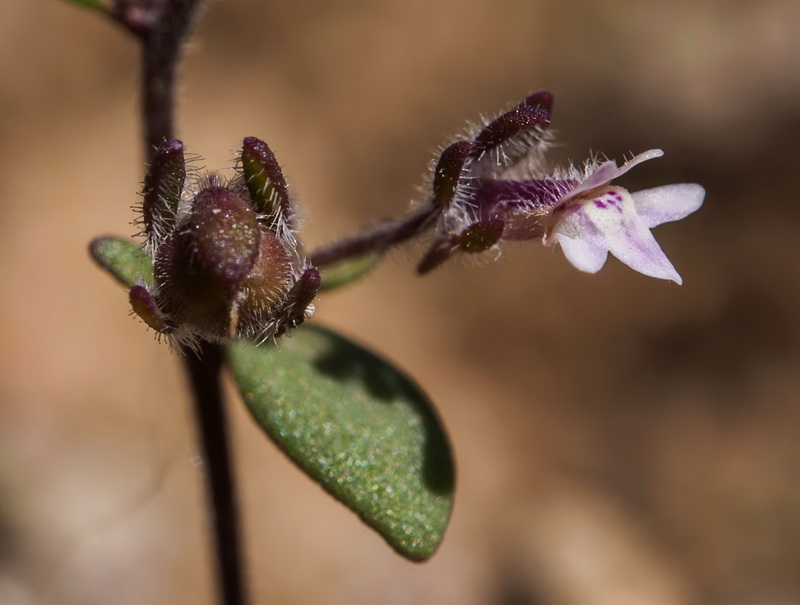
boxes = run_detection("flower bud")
[417,237,458,275]
[240,136,294,230]
[129,285,171,333]
[458,218,504,253]
[470,91,553,173]
[141,139,186,249]
[521,91,553,116]
[128,138,319,348]
[153,188,297,342]
[432,141,473,210]
[189,186,260,285]
[272,267,321,337]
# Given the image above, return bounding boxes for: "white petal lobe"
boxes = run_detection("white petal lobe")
[631,184,705,228]
[551,186,683,284]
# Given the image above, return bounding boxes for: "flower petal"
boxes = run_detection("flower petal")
[553,230,609,273]
[606,220,683,284]
[631,183,705,228]
[550,186,683,284]
[564,149,664,201]
[615,148,664,176]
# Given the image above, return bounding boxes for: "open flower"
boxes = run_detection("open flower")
[477,149,705,284]
[541,150,704,284]
[418,93,705,284]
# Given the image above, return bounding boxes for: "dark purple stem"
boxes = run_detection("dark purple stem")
[310,207,437,267]
[141,0,202,155]
[118,1,249,604]
[184,341,247,605]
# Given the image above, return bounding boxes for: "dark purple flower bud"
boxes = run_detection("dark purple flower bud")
[287,267,321,316]
[150,180,305,342]
[417,237,458,275]
[231,229,296,337]
[432,141,473,210]
[240,136,294,229]
[273,267,321,336]
[520,91,553,115]
[125,138,319,347]
[153,230,236,339]
[471,105,547,158]
[189,186,261,285]
[417,218,504,274]
[458,218,504,253]
[141,139,185,248]
[469,91,553,173]
[129,284,172,333]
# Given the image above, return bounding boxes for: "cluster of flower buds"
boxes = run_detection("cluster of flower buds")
[417,91,704,283]
[131,137,319,348]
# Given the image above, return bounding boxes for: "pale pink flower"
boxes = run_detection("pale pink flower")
[542,150,705,284]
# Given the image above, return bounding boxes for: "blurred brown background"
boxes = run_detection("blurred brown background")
[1,1,799,603]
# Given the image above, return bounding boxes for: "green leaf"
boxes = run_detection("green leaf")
[318,253,380,291]
[89,236,154,289]
[61,0,106,12]
[227,325,454,561]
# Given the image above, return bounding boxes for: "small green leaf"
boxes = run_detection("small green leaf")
[89,236,153,289]
[227,325,454,561]
[318,253,380,291]
[61,0,106,12]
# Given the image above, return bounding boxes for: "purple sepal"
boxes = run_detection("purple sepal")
[432,141,473,209]
[189,187,261,285]
[142,139,185,243]
[129,285,171,333]
[417,238,458,275]
[473,178,577,214]
[241,136,294,228]
[459,218,504,253]
[275,267,321,336]
[470,91,553,160]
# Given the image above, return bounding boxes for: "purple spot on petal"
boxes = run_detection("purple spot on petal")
[594,200,606,209]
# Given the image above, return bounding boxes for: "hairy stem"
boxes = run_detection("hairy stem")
[142,0,200,155]
[309,207,437,267]
[184,342,247,605]
[132,1,249,604]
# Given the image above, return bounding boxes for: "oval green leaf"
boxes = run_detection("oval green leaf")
[227,325,455,561]
[61,0,106,12]
[89,236,153,289]
[318,252,380,291]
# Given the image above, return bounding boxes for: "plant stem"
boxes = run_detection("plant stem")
[141,0,199,155]
[184,342,247,605]
[309,207,437,267]
[133,1,249,604]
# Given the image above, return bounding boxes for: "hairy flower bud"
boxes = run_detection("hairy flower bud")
[470,91,552,173]
[140,139,186,250]
[189,186,261,284]
[130,138,319,349]
[129,284,170,333]
[240,136,295,231]
[458,218,504,253]
[432,141,473,210]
